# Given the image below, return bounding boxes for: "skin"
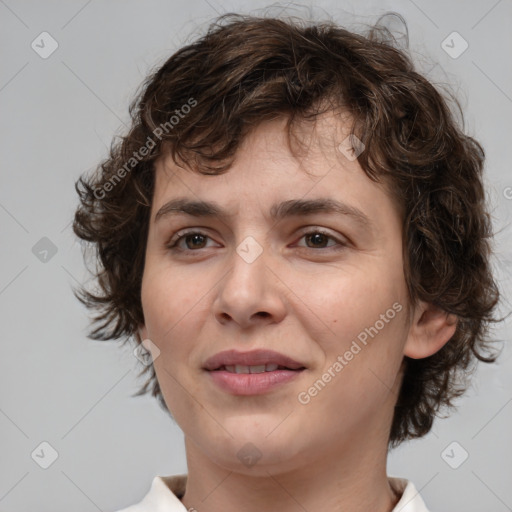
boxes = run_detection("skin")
[139,111,457,512]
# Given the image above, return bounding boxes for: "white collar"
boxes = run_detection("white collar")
[117,474,431,512]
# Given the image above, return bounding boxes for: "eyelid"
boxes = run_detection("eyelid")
[293,227,348,248]
[166,228,220,249]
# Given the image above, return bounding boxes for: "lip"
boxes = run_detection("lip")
[203,349,307,396]
[203,349,306,371]
[207,368,305,395]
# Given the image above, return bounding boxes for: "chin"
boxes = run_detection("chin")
[202,424,306,473]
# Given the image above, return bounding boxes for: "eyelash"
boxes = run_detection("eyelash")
[165,228,347,253]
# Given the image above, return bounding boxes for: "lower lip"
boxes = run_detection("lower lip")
[206,369,305,395]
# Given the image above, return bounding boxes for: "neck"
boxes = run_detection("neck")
[180,428,400,512]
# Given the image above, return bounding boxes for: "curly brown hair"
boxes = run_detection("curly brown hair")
[72,12,502,448]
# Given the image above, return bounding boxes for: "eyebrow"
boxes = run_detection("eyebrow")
[154,197,373,230]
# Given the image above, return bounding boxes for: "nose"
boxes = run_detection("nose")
[212,241,287,329]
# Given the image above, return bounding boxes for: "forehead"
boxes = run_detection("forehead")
[151,112,400,228]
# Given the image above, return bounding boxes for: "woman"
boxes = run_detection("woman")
[73,12,501,512]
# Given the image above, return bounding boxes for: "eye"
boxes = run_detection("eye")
[166,230,217,251]
[165,228,347,253]
[295,229,347,250]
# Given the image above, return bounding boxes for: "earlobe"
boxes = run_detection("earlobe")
[404,301,458,359]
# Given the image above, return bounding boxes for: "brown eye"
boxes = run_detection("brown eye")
[296,230,346,250]
[166,230,216,251]
[183,233,208,249]
[305,232,331,248]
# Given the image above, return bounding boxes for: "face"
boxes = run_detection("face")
[140,112,412,474]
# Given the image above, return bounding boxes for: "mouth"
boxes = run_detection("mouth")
[206,366,306,396]
[203,349,307,372]
[203,349,307,395]
[211,364,305,374]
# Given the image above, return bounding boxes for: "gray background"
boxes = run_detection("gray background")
[1,0,511,510]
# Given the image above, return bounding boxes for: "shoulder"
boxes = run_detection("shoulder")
[389,476,432,512]
[111,475,188,512]
[111,474,430,512]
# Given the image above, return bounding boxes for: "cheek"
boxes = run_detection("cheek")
[297,258,408,402]
[300,263,403,340]
[140,264,216,388]
[140,269,207,421]
[141,262,206,333]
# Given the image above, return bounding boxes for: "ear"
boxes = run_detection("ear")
[404,300,458,359]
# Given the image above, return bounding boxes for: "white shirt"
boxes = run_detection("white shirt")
[113,474,431,511]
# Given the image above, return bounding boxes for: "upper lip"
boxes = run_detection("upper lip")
[203,349,306,371]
